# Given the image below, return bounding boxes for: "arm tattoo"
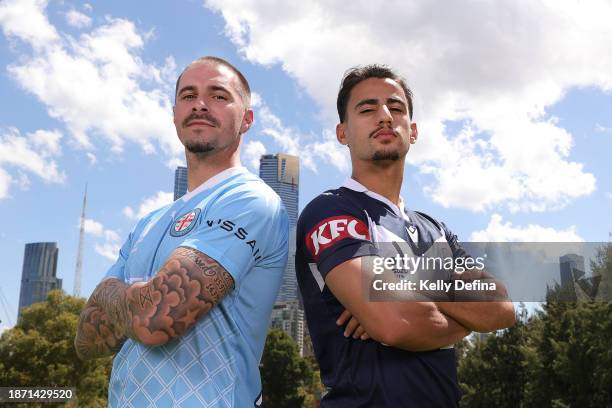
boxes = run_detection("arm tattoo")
[76,247,234,350]
[74,281,128,360]
[123,246,235,346]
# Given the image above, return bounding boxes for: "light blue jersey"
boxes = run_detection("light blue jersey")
[103,167,288,408]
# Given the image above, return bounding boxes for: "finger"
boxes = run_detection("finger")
[352,325,365,339]
[336,309,352,326]
[360,332,370,340]
[344,316,360,337]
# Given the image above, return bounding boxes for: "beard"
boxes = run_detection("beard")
[372,149,400,161]
[184,140,215,154]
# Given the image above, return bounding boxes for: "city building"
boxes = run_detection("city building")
[18,242,62,319]
[259,154,299,302]
[559,253,585,301]
[174,165,188,200]
[270,300,305,356]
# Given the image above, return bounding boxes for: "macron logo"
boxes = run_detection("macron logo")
[306,216,370,257]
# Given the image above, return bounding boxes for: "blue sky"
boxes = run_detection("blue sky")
[0,0,610,330]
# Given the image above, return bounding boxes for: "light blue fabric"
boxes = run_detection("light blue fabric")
[103,167,288,407]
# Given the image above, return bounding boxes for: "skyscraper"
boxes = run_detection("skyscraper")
[259,154,299,302]
[174,165,188,200]
[18,242,62,319]
[559,253,585,302]
[270,300,305,356]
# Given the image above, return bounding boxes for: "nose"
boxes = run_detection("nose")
[377,105,393,125]
[192,98,208,112]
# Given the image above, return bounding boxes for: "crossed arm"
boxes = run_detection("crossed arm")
[74,246,234,360]
[328,256,515,351]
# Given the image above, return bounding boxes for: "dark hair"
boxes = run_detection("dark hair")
[174,56,251,106]
[336,64,413,122]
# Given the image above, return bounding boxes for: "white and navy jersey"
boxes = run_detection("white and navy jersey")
[104,167,288,408]
[296,178,465,408]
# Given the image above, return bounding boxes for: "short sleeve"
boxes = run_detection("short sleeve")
[441,221,469,259]
[179,187,288,284]
[102,231,133,282]
[297,193,377,279]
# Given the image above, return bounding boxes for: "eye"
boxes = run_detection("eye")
[360,108,374,113]
[390,107,404,112]
[212,94,228,101]
[181,94,196,100]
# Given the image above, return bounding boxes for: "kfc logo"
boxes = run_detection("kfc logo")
[306,216,370,257]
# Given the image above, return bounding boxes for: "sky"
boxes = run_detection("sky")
[0,0,611,331]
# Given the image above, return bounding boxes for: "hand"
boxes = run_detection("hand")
[336,309,370,340]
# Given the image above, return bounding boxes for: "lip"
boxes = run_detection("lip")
[186,120,216,127]
[373,129,397,139]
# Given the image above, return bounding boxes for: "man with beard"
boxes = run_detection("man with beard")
[75,57,288,408]
[296,65,515,407]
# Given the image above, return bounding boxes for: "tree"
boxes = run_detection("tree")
[457,244,612,408]
[261,329,312,408]
[0,290,112,407]
[458,305,534,408]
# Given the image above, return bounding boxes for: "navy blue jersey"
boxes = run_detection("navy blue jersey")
[296,178,465,408]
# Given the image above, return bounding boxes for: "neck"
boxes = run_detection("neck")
[351,158,405,206]
[185,150,241,191]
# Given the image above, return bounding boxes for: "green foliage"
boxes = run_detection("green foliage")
[0,290,111,407]
[458,244,612,407]
[261,328,314,408]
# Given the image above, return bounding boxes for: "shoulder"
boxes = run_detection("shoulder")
[300,188,363,221]
[412,210,446,233]
[220,170,283,210]
[134,202,174,230]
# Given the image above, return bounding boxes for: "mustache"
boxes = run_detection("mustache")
[369,126,398,138]
[182,112,220,128]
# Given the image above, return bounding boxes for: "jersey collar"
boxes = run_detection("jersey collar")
[342,177,409,221]
[181,166,247,202]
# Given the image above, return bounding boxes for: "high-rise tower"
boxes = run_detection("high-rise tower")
[174,166,188,200]
[18,242,62,319]
[259,154,299,302]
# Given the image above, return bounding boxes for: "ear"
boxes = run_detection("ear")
[336,123,348,146]
[240,109,254,134]
[409,122,418,144]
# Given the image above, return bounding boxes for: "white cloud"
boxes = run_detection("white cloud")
[81,217,121,261]
[253,98,349,173]
[204,0,608,212]
[86,152,96,165]
[470,214,584,242]
[0,168,11,198]
[0,127,65,199]
[0,0,59,49]
[65,9,91,28]
[94,242,121,262]
[0,0,182,161]
[83,218,104,236]
[595,123,612,133]
[123,191,173,220]
[243,140,266,171]
[605,192,612,200]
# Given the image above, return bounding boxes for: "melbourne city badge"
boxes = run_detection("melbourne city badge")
[170,208,201,237]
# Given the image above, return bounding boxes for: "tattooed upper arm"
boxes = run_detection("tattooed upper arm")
[124,246,235,346]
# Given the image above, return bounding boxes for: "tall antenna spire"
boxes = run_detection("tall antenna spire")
[74,184,87,297]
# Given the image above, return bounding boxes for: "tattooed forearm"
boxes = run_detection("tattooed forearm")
[76,247,234,351]
[74,282,128,360]
[123,246,235,346]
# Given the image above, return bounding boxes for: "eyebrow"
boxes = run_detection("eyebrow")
[177,85,197,96]
[177,84,233,97]
[354,97,407,110]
